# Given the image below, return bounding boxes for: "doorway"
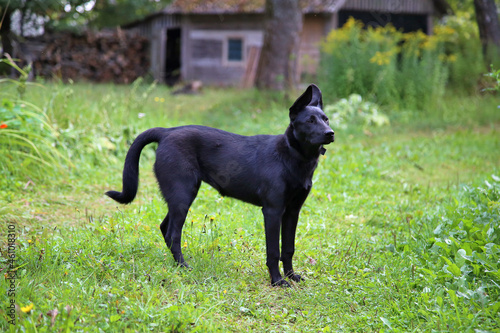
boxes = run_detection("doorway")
[165,28,181,86]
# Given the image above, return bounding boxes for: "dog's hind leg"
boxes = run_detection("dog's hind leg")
[159,213,170,246]
[161,181,200,268]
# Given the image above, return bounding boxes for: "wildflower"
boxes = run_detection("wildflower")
[0,123,7,129]
[370,51,391,66]
[183,241,187,248]
[434,25,456,36]
[421,37,438,50]
[154,97,160,102]
[343,17,363,30]
[21,303,34,313]
[447,54,457,63]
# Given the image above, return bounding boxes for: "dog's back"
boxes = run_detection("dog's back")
[154,125,285,206]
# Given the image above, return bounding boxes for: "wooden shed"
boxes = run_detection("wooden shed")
[124,0,451,85]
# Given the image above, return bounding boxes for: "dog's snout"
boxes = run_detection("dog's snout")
[324,129,334,137]
[324,129,335,142]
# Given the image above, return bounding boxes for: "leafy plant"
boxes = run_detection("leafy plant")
[484,66,500,92]
[414,176,500,328]
[324,94,390,129]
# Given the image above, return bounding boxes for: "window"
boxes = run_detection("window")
[227,38,243,62]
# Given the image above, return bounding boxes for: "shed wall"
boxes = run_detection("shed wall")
[182,14,265,84]
[341,0,436,14]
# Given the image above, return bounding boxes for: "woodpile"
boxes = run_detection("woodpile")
[31,29,149,83]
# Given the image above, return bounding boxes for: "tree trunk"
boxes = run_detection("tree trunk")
[473,0,500,62]
[0,8,13,58]
[255,0,303,90]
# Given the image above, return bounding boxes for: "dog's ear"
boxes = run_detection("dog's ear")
[289,84,323,121]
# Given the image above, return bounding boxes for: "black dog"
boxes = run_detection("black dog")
[106,84,334,286]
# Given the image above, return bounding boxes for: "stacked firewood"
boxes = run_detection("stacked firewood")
[31,29,149,83]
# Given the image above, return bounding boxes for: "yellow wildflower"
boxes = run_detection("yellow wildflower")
[447,54,457,63]
[370,51,391,66]
[421,37,438,50]
[343,17,363,30]
[21,303,34,313]
[434,25,456,36]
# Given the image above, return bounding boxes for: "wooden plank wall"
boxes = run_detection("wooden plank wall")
[342,0,435,14]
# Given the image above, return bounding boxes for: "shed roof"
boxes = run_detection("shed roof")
[123,0,452,28]
[163,0,451,15]
[163,0,347,14]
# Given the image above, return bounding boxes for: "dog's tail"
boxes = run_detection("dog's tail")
[105,127,165,204]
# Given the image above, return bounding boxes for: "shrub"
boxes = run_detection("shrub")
[439,13,486,92]
[318,17,485,110]
[324,94,389,129]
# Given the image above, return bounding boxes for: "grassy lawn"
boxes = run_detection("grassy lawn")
[1,82,499,332]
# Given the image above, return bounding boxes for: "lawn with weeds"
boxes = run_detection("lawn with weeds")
[0,79,499,332]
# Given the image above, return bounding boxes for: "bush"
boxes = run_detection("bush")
[324,94,389,129]
[439,13,486,92]
[318,17,485,110]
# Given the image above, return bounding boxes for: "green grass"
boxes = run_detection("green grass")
[0,81,499,332]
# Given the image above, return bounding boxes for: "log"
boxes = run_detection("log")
[23,29,149,83]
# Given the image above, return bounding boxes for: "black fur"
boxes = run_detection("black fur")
[106,84,334,286]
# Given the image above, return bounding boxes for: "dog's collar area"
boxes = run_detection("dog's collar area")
[320,147,326,155]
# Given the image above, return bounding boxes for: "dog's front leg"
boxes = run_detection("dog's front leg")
[262,206,289,287]
[281,207,304,282]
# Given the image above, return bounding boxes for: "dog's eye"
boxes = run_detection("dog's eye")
[323,117,329,124]
[307,117,315,124]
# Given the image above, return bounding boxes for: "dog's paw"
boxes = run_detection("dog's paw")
[177,261,191,269]
[287,273,304,283]
[271,279,291,288]
[287,273,305,282]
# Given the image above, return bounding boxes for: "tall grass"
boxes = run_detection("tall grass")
[0,59,73,190]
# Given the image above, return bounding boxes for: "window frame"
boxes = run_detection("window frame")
[223,36,245,66]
